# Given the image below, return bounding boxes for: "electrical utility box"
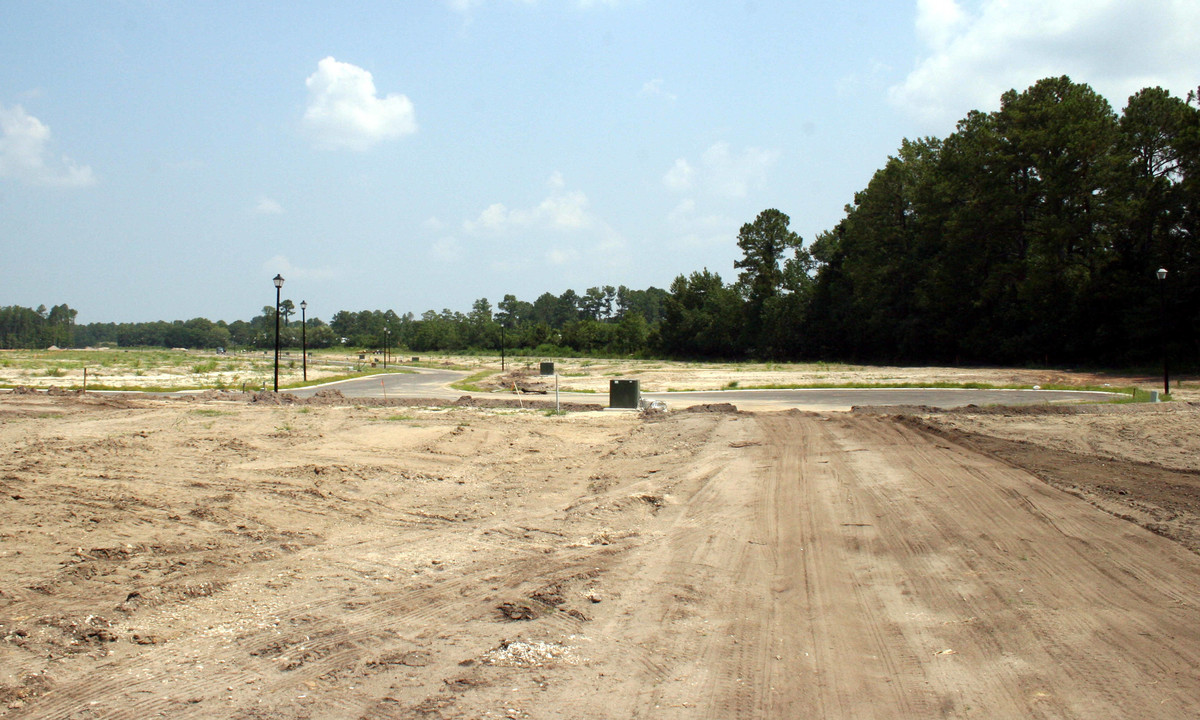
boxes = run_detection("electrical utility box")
[540,362,555,376]
[609,379,640,409]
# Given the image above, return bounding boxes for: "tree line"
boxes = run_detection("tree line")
[3,77,1196,368]
[657,77,1199,367]
[802,77,1200,366]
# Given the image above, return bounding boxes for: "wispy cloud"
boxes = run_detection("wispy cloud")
[666,198,735,249]
[430,236,463,262]
[0,103,95,187]
[444,0,622,13]
[302,57,417,151]
[262,255,337,282]
[254,197,284,215]
[461,172,627,269]
[463,172,593,234]
[890,0,1200,129]
[640,78,677,102]
[662,142,778,199]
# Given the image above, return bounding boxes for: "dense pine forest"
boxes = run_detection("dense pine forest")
[4,77,1197,368]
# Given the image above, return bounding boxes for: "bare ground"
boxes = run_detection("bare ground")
[1,392,1199,719]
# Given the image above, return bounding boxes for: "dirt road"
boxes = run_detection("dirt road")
[1,394,1199,718]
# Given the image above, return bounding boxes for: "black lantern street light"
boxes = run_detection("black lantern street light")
[300,300,308,382]
[1158,268,1168,398]
[273,274,284,392]
[384,328,390,370]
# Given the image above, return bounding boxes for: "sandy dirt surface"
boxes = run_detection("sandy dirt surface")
[2,391,1199,719]
[480,359,1192,399]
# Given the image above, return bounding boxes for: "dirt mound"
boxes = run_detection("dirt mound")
[300,388,348,406]
[250,391,299,405]
[9,386,39,395]
[681,402,740,414]
[478,368,553,394]
[187,390,247,402]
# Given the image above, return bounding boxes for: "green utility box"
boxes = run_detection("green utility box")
[540,362,555,376]
[609,379,640,409]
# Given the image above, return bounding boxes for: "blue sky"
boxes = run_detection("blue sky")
[2,1,1197,324]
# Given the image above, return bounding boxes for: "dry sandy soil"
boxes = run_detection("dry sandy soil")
[13,349,1195,402]
[468,357,1193,398]
[2,388,1199,719]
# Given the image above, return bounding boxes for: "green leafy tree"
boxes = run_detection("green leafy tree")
[659,269,742,358]
[733,209,812,354]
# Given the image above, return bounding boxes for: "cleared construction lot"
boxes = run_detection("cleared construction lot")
[1,390,1198,719]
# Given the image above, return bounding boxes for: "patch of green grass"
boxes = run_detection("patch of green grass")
[42,367,65,377]
[383,413,415,421]
[1107,387,1160,403]
[190,408,234,417]
[451,369,500,392]
[63,383,182,393]
[542,408,568,416]
[191,360,218,374]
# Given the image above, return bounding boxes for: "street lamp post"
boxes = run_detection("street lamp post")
[500,323,506,372]
[384,328,390,370]
[300,300,308,382]
[1158,268,1168,397]
[273,274,284,392]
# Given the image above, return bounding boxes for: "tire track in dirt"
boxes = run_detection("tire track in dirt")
[7,396,1200,718]
[813,413,1200,718]
[593,411,1200,719]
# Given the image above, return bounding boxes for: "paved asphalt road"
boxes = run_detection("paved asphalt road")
[288,368,466,400]
[286,368,1124,410]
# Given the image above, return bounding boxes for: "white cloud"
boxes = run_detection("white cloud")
[461,173,627,269]
[430,237,463,262]
[465,202,512,233]
[915,0,968,50]
[446,0,619,12]
[444,0,483,13]
[663,142,779,199]
[0,103,95,187]
[254,197,284,215]
[640,78,677,102]
[666,198,735,248]
[545,247,576,265]
[302,57,417,151]
[662,158,694,191]
[262,255,337,282]
[463,173,593,234]
[890,0,1200,130]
